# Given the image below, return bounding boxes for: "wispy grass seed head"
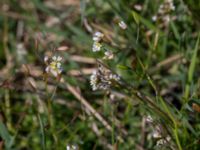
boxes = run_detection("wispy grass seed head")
[152,0,175,27]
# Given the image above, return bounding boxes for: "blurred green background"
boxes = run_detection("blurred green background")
[0,0,200,149]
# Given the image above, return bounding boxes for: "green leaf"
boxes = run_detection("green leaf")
[117,65,130,70]
[38,114,46,150]
[80,0,86,23]
[170,21,180,40]
[0,121,14,149]
[132,11,140,25]
[184,33,200,102]
[132,11,161,34]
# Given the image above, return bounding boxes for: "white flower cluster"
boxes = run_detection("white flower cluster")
[92,31,114,60]
[145,115,166,138]
[152,0,175,27]
[45,55,63,77]
[145,115,172,147]
[90,65,120,91]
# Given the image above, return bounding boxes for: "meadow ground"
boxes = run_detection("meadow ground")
[0,0,200,149]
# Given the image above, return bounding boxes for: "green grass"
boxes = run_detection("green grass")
[0,0,200,149]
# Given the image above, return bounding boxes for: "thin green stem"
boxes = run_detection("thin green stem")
[111,104,115,146]
[174,125,182,150]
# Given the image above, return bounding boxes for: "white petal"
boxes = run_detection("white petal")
[45,66,50,72]
[52,56,57,61]
[57,56,62,61]
[50,69,58,77]
[56,62,61,68]
[93,36,100,42]
[44,56,49,62]
[94,31,104,38]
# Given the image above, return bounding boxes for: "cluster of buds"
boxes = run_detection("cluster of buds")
[145,115,173,148]
[152,0,175,27]
[156,136,171,147]
[90,64,120,91]
[92,31,114,60]
[92,31,104,52]
[145,115,164,139]
[44,55,63,77]
[151,125,163,139]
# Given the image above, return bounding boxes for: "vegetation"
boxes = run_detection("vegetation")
[0,0,200,149]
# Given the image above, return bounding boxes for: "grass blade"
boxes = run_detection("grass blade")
[38,114,46,150]
[0,121,14,149]
[184,33,200,103]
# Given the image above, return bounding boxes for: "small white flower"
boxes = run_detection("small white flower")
[93,31,104,40]
[92,31,104,52]
[92,42,102,52]
[118,21,127,30]
[103,50,114,60]
[45,55,63,77]
[94,31,104,37]
[152,16,157,21]
[134,4,142,11]
[93,31,104,42]
[109,94,115,100]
